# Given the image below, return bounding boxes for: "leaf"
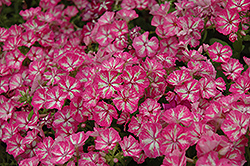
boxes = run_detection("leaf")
[28,110,34,121]
[209,38,230,47]
[233,39,243,52]
[243,35,250,41]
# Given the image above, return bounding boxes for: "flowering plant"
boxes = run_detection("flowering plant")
[0,0,250,165]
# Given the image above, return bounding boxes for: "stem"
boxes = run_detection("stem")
[186,157,194,163]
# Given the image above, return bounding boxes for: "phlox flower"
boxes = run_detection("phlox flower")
[19,7,41,20]
[93,101,118,127]
[167,70,192,86]
[120,135,141,158]
[3,36,22,51]
[139,123,163,158]
[221,110,249,142]
[146,72,167,101]
[28,60,46,80]
[15,111,38,131]
[5,49,25,70]
[96,70,122,99]
[111,20,128,37]
[226,0,250,12]
[122,65,149,94]
[196,130,221,157]
[19,156,39,166]
[21,30,38,48]
[0,27,9,42]
[141,57,166,77]
[79,151,106,166]
[161,149,186,166]
[207,42,232,63]
[58,76,81,100]
[94,127,121,151]
[139,98,161,118]
[174,79,200,103]
[50,139,75,165]
[9,73,23,91]
[53,106,78,130]
[95,25,115,47]
[121,0,136,10]
[70,96,88,123]
[44,86,67,110]
[58,52,84,72]
[31,87,47,110]
[82,84,100,108]
[113,34,128,49]
[0,102,14,121]
[6,133,26,158]
[162,105,193,126]
[26,46,44,61]
[0,76,8,94]
[199,77,218,99]
[128,114,149,137]
[159,37,179,56]
[229,76,250,94]
[69,131,89,148]
[215,9,240,35]
[162,13,181,37]
[64,6,78,17]
[151,15,165,27]
[221,58,244,81]
[132,31,159,57]
[1,123,19,143]
[116,9,138,22]
[160,124,190,155]
[112,87,140,114]
[196,151,220,166]
[189,122,211,146]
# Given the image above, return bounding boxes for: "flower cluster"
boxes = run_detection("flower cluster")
[0,0,250,165]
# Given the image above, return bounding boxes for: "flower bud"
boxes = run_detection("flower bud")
[239,30,246,36]
[229,33,237,42]
[113,158,119,163]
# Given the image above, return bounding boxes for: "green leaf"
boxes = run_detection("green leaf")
[209,38,230,47]
[243,35,250,41]
[233,39,243,52]
[28,110,34,121]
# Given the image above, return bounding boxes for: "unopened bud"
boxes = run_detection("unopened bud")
[113,158,119,163]
[240,30,246,36]
[229,33,238,42]
[202,44,209,52]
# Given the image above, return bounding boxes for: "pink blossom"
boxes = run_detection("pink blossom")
[196,130,221,157]
[207,42,232,63]
[93,101,118,127]
[221,110,249,142]
[216,9,240,35]
[112,87,140,114]
[120,135,141,158]
[160,124,190,155]
[5,49,25,69]
[132,31,159,57]
[0,102,14,121]
[162,105,193,126]
[122,65,149,94]
[221,58,244,81]
[50,139,75,164]
[94,127,121,151]
[128,114,148,137]
[44,86,67,110]
[161,149,187,166]
[96,70,122,98]
[174,79,200,103]
[139,123,163,158]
